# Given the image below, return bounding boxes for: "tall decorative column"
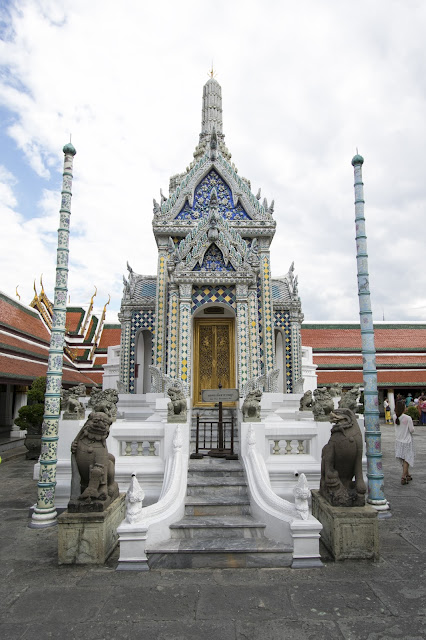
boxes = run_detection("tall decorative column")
[118,310,132,392]
[259,248,275,375]
[178,284,192,396]
[248,285,261,380]
[289,307,304,392]
[29,142,76,528]
[153,246,168,372]
[352,153,389,512]
[236,285,249,393]
[166,284,179,378]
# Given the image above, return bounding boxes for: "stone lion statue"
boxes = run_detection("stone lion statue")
[312,387,334,422]
[68,411,119,512]
[167,386,187,423]
[61,386,85,420]
[299,390,313,412]
[90,388,119,421]
[242,389,262,422]
[320,408,366,507]
[338,385,361,413]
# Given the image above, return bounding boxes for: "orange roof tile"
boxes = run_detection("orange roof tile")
[0,294,50,343]
[98,326,121,349]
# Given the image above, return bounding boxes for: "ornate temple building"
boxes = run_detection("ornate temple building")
[118,76,304,402]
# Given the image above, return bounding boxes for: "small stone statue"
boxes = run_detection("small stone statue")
[328,383,343,398]
[299,390,313,412]
[125,474,145,523]
[338,385,361,413]
[167,386,187,423]
[320,408,366,507]
[61,385,86,420]
[90,388,119,421]
[312,387,334,422]
[293,473,310,520]
[68,410,119,512]
[242,389,262,422]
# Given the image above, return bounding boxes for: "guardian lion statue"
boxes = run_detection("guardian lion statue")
[68,410,119,512]
[320,408,366,507]
[299,390,313,411]
[167,386,187,423]
[312,387,334,422]
[242,389,262,422]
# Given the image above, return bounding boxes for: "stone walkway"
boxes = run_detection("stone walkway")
[1,424,425,639]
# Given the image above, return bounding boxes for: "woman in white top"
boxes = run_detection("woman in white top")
[393,399,415,485]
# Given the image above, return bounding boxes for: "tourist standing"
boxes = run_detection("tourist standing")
[384,398,392,424]
[418,396,426,425]
[393,399,415,485]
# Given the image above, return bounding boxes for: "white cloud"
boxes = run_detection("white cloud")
[0,0,426,324]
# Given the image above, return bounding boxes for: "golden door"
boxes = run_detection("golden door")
[193,318,235,407]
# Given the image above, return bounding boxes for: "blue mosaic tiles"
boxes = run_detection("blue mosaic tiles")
[192,285,236,312]
[274,310,293,392]
[129,310,155,393]
[193,244,235,272]
[175,170,251,221]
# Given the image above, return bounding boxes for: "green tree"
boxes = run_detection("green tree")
[14,377,46,433]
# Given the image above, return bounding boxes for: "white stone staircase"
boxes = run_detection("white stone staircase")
[145,456,293,569]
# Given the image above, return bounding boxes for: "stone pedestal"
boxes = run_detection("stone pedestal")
[311,490,379,561]
[58,494,125,564]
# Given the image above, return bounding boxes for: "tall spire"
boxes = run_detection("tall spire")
[201,77,223,135]
[193,75,231,162]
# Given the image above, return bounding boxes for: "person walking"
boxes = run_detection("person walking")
[394,399,415,485]
[384,398,392,424]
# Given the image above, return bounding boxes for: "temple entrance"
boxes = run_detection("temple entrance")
[193,317,235,407]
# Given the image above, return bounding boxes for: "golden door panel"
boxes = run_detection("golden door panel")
[193,318,235,406]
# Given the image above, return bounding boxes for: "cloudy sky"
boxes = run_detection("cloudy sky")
[1,0,425,325]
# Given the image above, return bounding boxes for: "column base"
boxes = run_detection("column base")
[28,505,58,529]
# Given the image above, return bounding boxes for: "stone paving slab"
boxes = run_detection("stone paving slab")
[0,424,425,639]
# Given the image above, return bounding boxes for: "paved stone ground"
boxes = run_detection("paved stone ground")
[1,424,425,639]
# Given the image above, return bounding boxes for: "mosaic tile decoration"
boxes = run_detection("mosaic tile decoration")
[134,280,157,298]
[257,279,264,373]
[175,170,251,221]
[167,291,179,378]
[237,302,249,391]
[192,285,236,312]
[261,255,275,373]
[274,310,293,393]
[193,243,235,272]
[154,254,167,369]
[248,289,260,379]
[120,320,131,392]
[179,302,191,393]
[129,310,155,393]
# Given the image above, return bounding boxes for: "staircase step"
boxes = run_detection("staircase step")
[146,538,293,569]
[170,515,265,539]
[185,495,250,516]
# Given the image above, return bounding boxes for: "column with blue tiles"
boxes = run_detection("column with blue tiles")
[352,153,389,512]
[248,285,261,380]
[178,284,192,395]
[259,248,276,375]
[118,310,132,392]
[30,142,76,528]
[167,284,179,379]
[236,285,250,393]
[153,245,168,373]
[290,307,304,393]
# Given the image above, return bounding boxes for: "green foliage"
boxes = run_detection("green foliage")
[14,377,46,433]
[405,405,419,422]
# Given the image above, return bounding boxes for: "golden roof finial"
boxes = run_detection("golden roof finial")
[16,286,20,301]
[208,62,216,79]
[90,286,97,305]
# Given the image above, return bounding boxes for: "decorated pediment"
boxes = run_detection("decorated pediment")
[167,189,260,276]
[175,170,251,222]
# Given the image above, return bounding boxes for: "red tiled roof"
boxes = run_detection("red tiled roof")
[316,370,426,387]
[302,326,426,351]
[0,354,96,386]
[98,326,121,349]
[0,294,50,343]
[0,333,49,359]
[65,309,85,334]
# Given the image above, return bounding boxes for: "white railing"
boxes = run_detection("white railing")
[120,440,160,456]
[116,422,189,570]
[240,422,323,567]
